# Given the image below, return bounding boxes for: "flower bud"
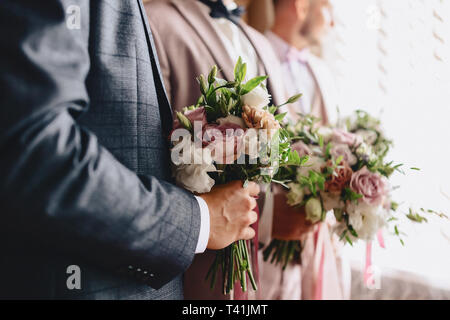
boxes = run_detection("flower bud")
[286,183,305,206]
[208,65,218,84]
[305,197,323,223]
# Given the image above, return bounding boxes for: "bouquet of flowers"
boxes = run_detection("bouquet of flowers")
[264,110,444,269]
[170,58,303,294]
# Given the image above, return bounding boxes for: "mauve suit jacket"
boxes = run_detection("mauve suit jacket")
[145,0,287,300]
[0,0,200,299]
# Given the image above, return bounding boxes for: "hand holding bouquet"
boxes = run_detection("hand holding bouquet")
[170,58,303,294]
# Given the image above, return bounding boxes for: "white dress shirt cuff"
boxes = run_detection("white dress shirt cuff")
[194,196,210,254]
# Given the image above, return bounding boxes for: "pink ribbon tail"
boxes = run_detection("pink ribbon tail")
[313,224,325,300]
[364,241,373,287]
[363,230,386,287]
[377,229,386,249]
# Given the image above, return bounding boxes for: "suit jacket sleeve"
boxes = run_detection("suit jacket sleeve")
[0,0,200,289]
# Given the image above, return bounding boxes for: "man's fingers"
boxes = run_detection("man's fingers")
[246,181,260,197]
[248,196,257,211]
[240,227,256,240]
[246,210,258,225]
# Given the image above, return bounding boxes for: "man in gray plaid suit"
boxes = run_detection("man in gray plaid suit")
[0,0,259,299]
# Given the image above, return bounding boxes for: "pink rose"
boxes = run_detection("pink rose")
[203,123,245,164]
[332,129,363,147]
[330,144,357,166]
[291,141,312,157]
[173,107,207,130]
[350,167,387,206]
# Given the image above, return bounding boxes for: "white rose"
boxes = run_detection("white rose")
[345,202,388,241]
[356,129,378,145]
[216,115,246,128]
[241,85,271,110]
[174,163,216,194]
[174,136,213,165]
[286,183,305,206]
[173,139,216,193]
[330,144,357,166]
[355,142,377,162]
[317,127,333,143]
[305,197,323,223]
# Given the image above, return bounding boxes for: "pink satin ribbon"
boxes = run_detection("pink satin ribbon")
[364,229,385,286]
[314,224,325,300]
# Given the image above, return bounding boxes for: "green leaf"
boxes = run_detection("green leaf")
[241,76,268,95]
[274,112,287,122]
[268,105,278,114]
[410,167,421,171]
[325,142,332,159]
[406,211,428,223]
[233,57,247,83]
[348,225,359,238]
[234,57,243,81]
[319,135,324,148]
[239,63,247,83]
[345,236,353,246]
[390,201,399,211]
[343,188,363,203]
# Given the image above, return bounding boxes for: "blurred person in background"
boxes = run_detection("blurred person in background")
[145,0,307,300]
[258,0,351,300]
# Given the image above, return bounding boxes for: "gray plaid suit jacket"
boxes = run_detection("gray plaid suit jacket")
[0,0,200,299]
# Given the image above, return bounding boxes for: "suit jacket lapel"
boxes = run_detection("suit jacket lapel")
[171,0,235,81]
[137,0,173,133]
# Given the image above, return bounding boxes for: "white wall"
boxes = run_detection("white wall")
[324,0,450,285]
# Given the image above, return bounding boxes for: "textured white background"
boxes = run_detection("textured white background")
[322,0,450,295]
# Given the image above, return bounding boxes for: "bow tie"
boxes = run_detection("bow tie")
[285,47,310,64]
[198,0,245,25]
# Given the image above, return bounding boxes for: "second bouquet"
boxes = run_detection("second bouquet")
[169,57,303,295]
